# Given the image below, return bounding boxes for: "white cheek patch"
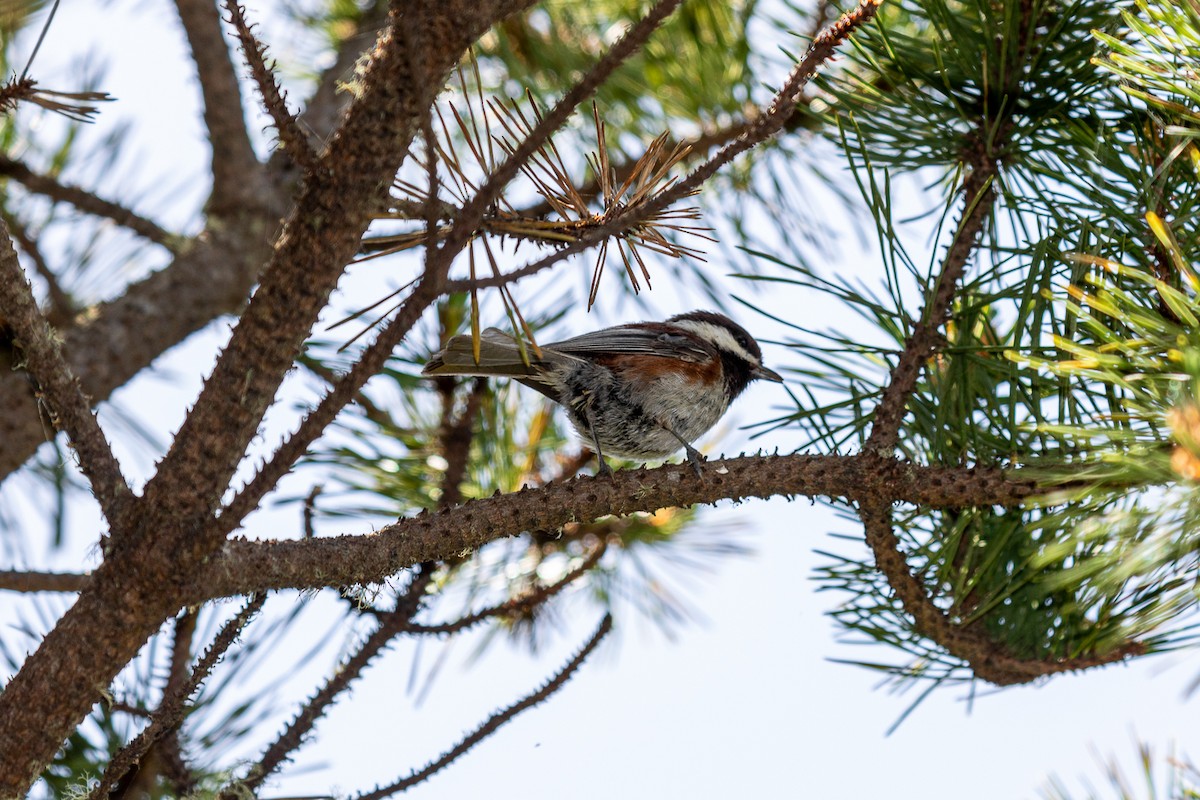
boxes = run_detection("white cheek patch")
[671,319,758,364]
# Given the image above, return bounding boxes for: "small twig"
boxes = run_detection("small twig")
[108,702,153,720]
[303,484,323,538]
[174,0,261,211]
[2,211,75,326]
[355,613,613,799]
[298,357,391,427]
[0,220,132,524]
[444,0,883,294]
[109,611,198,799]
[0,154,178,248]
[404,540,607,636]
[229,571,434,795]
[89,595,266,800]
[0,569,88,593]
[217,279,437,536]
[858,502,1142,686]
[429,0,688,272]
[223,0,319,173]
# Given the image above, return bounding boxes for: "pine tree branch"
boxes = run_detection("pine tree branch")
[864,160,998,454]
[443,0,882,293]
[429,0,687,273]
[0,219,131,523]
[88,597,263,800]
[355,613,612,799]
[174,0,263,214]
[858,502,1143,686]
[217,276,439,534]
[223,1,319,173]
[1,210,74,326]
[0,5,538,792]
[402,540,607,636]
[137,2,522,532]
[0,231,272,481]
[0,154,179,248]
[229,572,433,795]
[185,456,1067,603]
[295,1,390,144]
[0,570,88,593]
[108,611,198,799]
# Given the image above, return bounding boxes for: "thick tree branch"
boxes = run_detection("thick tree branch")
[0,4,538,793]
[0,459,1094,601]
[0,220,131,521]
[188,456,1055,603]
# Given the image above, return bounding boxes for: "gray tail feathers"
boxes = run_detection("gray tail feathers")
[422,328,549,378]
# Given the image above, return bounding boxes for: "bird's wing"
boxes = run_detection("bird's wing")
[547,325,711,362]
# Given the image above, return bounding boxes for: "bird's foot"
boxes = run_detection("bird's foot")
[683,444,706,478]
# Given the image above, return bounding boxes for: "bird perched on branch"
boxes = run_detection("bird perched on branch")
[422,310,783,475]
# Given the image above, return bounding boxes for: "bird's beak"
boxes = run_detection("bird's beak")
[752,364,784,383]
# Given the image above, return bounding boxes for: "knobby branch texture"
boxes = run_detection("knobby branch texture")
[0,2,537,792]
[187,455,1047,603]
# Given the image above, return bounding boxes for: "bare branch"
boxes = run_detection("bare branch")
[217,276,439,534]
[0,219,131,522]
[2,211,74,326]
[108,611,198,799]
[356,613,613,799]
[189,456,1069,603]
[404,540,607,636]
[88,596,265,800]
[0,570,88,593]
[174,0,262,212]
[230,572,433,795]
[223,1,319,173]
[0,154,179,248]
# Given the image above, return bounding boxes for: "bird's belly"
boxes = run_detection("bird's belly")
[562,369,729,460]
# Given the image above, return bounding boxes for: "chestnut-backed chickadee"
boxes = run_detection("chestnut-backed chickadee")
[422,310,783,474]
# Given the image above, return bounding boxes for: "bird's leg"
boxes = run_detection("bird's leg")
[577,395,613,477]
[662,425,705,477]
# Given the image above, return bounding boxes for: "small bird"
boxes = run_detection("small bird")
[422,310,783,474]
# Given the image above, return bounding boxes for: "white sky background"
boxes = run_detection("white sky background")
[2,1,1199,798]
